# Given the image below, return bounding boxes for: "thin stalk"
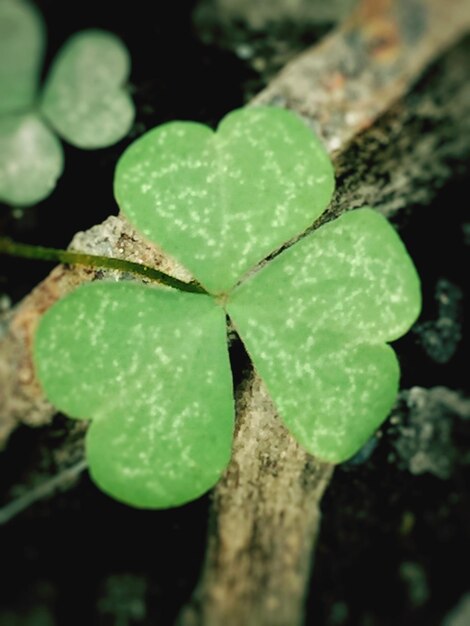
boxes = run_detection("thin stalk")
[0,459,88,525]
[0,237,206,294]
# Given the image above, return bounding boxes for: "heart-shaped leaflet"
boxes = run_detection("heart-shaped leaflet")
[41,30,134,149]
[0,0,45,115]
[227,208,421,462]
[35,282,234,508]
[0,113,63,205]
[115,106,335,294]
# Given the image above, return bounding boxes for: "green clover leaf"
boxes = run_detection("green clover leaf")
[0,0,45,115]
[35,282,234,508]
[41,30,134,150]
[0,113,63,206]
[227,208,421,461]
[33,106,421,509]
[0,0,135,206]
[114,107,334,294]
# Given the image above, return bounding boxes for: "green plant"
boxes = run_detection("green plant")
[0,0,134,206]
[32,106,421,508]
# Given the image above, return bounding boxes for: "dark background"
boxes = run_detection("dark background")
[0,1,469,625]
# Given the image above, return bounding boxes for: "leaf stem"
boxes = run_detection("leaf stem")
[0,459,88,525]
[0,237,206,294]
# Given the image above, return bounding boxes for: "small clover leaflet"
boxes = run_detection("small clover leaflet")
[33,106,421,509]
[0,0,135,206]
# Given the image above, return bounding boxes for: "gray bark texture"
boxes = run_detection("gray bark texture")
[176,376,334,626]
[0,1,469,625]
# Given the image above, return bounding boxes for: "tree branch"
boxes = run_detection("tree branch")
[177,375,334,626]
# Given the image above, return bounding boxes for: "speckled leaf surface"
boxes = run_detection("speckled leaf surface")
[31,108,423,507]
[227,209,421,462]
[41,30,134,149]
[0,0,45,115]
[114,107,334,294]
[34,281,234,508]
[0,114,64,206]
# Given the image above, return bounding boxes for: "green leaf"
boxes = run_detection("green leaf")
[34,281,234,508]
[114,106,335,294]
[41,30,134,149]
[30,107,423,509]
[0,113,64,206]
[227,209,421,462]
[0,0,45,115]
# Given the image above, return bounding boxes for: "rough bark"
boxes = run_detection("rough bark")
[176,375,334,626]
[0,1,469,625]
[253,0,470,152]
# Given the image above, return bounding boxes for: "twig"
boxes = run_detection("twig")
[0,459,88,525]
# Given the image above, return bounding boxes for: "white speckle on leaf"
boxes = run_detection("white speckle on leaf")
[115,107,335,294]
[227,208,420,462]
[34,281,235,508]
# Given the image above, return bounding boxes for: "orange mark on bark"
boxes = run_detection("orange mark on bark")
[356,0,394,22]
[323,71,346,93]
[365,17,401,61]
[351,0,402,62]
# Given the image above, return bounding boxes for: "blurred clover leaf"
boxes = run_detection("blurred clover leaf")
[0,0,134,206]
[33,106,421,509]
